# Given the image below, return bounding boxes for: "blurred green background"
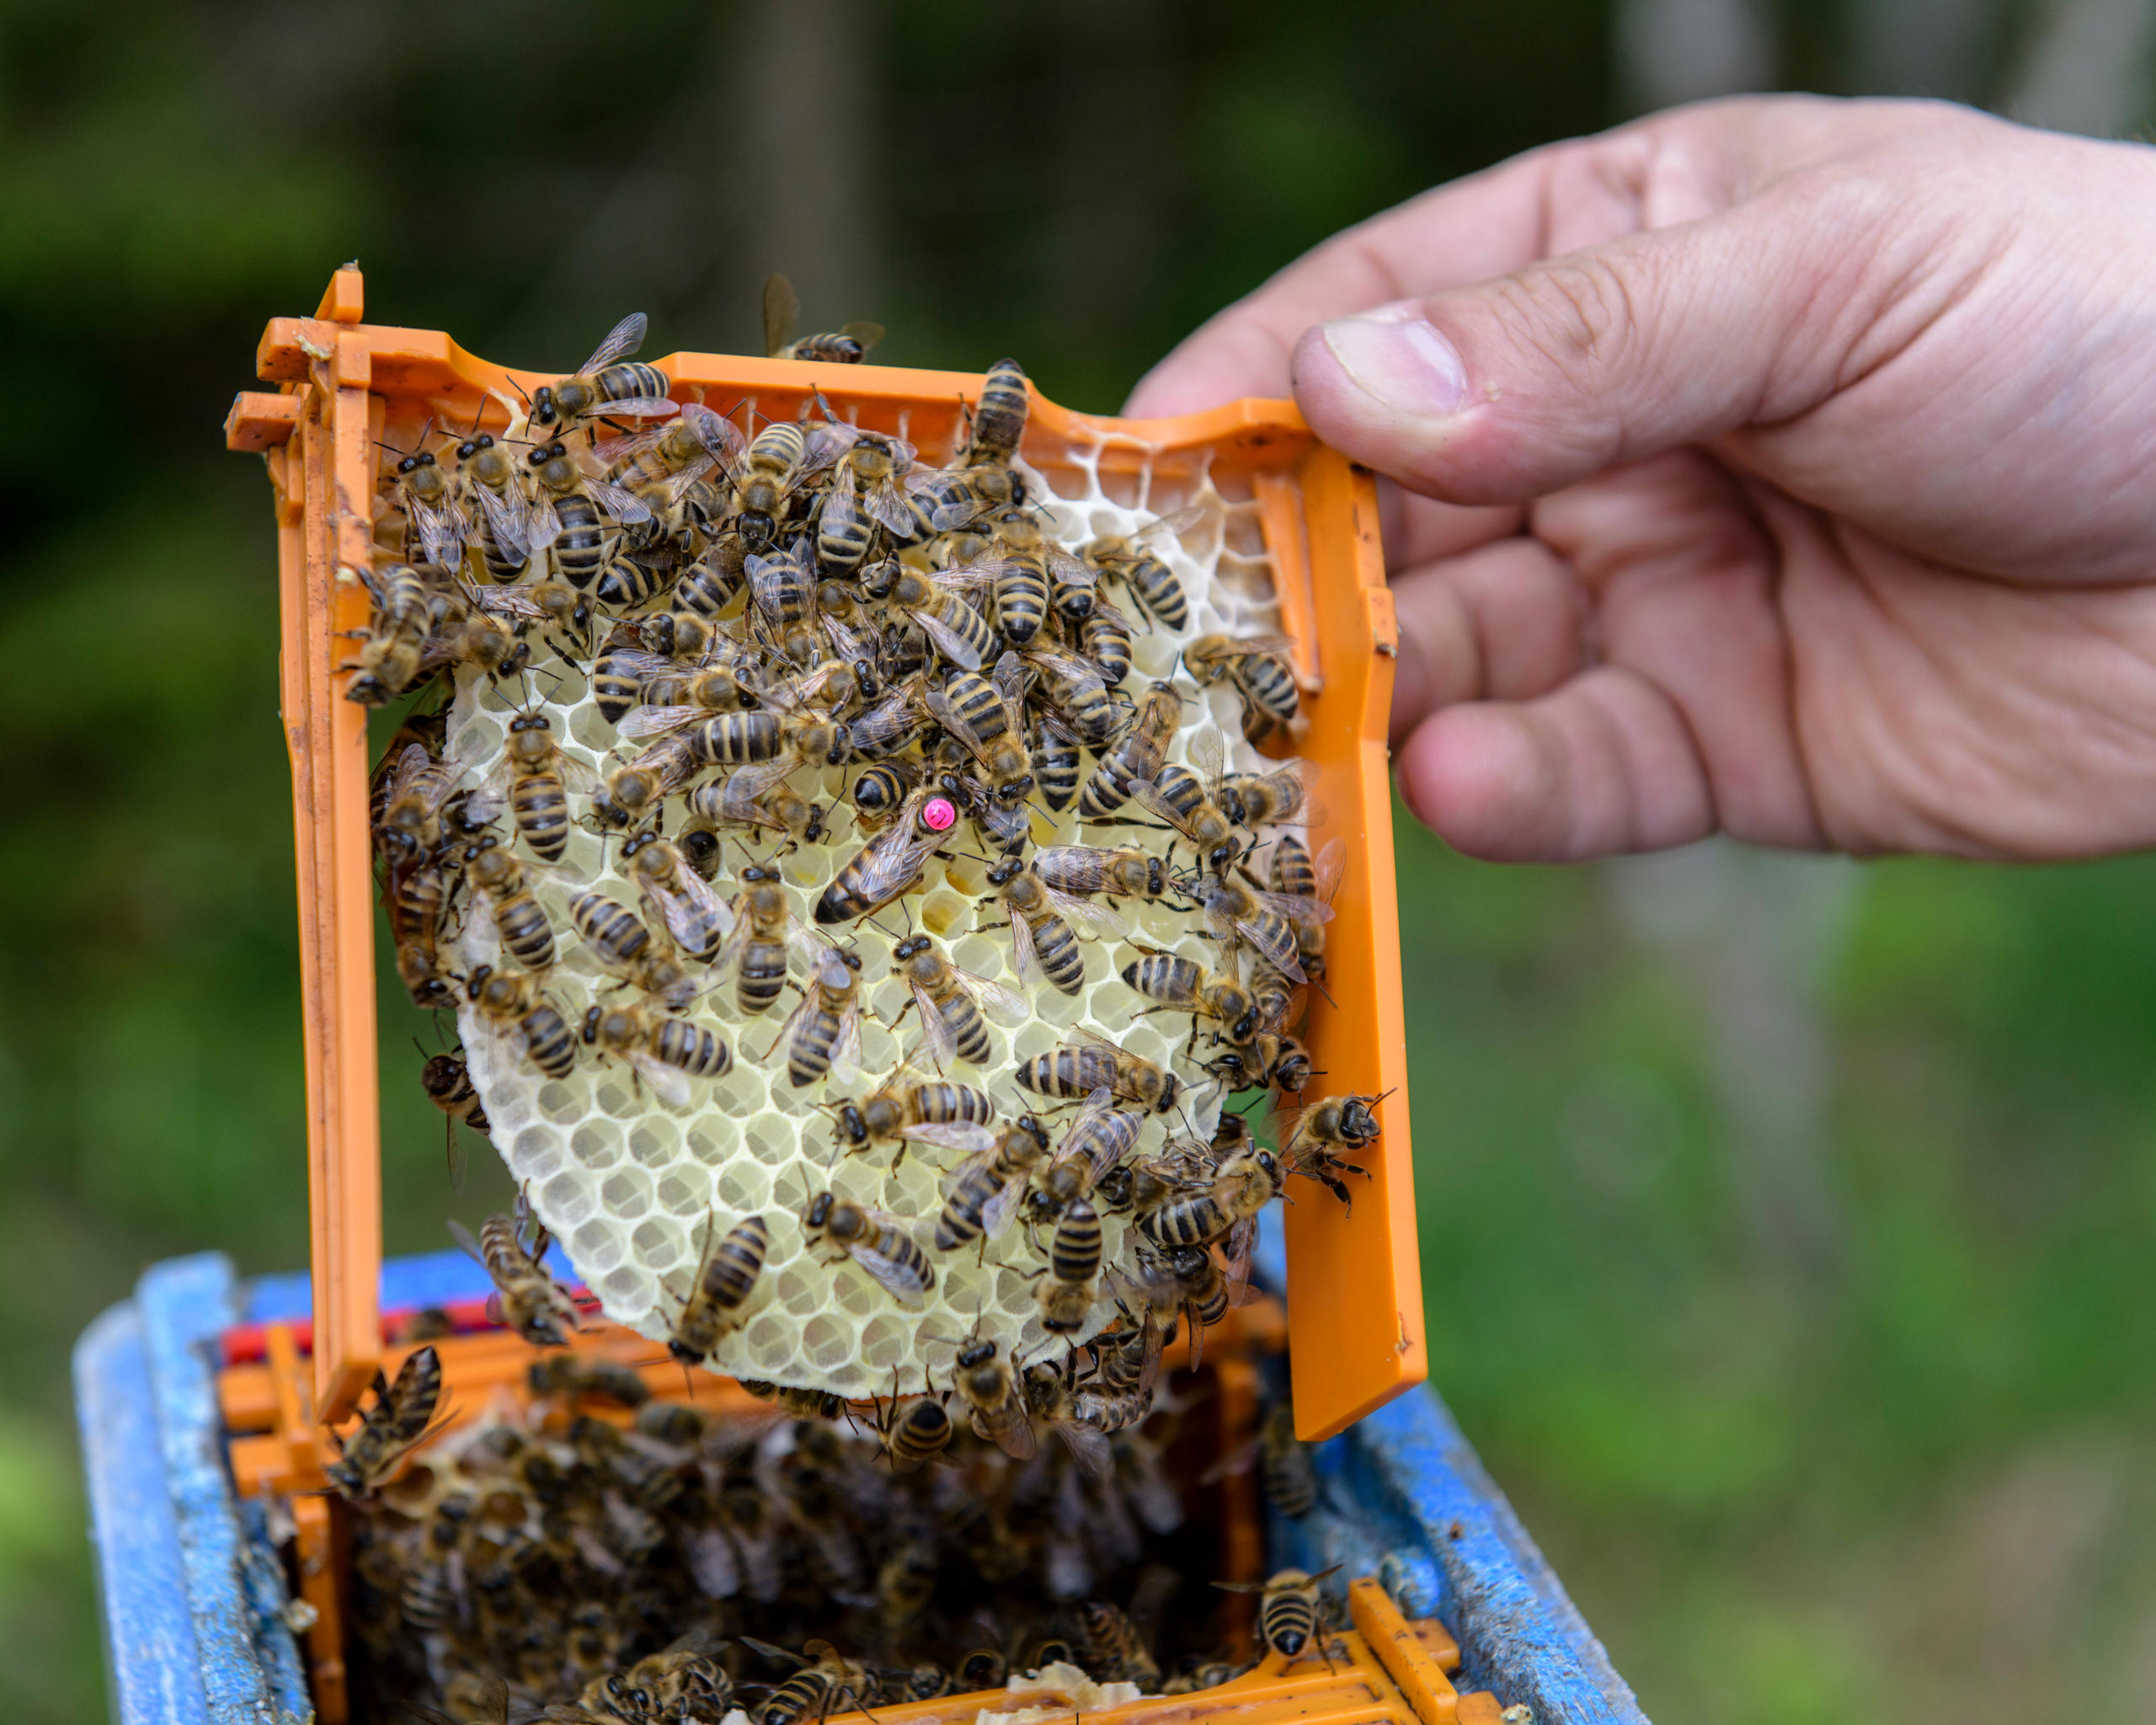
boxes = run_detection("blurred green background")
[7,2,2156,1722]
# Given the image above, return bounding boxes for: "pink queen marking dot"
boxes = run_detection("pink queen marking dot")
[921,796,958,833]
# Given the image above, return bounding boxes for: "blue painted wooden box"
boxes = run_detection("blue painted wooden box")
[74,1248,1647,1725]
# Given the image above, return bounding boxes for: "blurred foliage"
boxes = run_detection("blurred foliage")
[2,2,2153,1722]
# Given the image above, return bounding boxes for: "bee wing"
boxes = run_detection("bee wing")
[1219,632,1297,659]
[981,1175,1027,1241]
[923,690,989,759]
[1024,646,1105,690]
[588,478,654,524]
[819,611,873,667]
[1135,503,1209,542]
[614,704,703,740]
[719,758,795,820]
[590,397,677,419]
[745,555,794,626]
[387,742,430,802]
[710,911,750,980]
[1042,884,1129,942]
[1031,846,1101,893]
[446,1218,488,1270]
[843,816,942,909]
[1050,1420,1114,1481]
[579,311,648,376]
[553,752,601,794]
[862,476,915,536]
[846,1238,931,1306]
[1232,911,1305,980]
[955,965,1029,1025]
[991,650,1029,729]
[1003,901,1039,991]
[464,584,549,622]
[412,499,465,569]
[1307,836,1347,901]
[909,980,958,1069]
[590,424,669,465]
[828,993,864,1087]
[827,457,862,515]
[650,869,734,958]
[838,320,884,349]
[1257,888,1335,926]
[624,1049,695,1110]
[761,273,798,358]
[846,685,922,756]
[526,495,561,556]
[1188,728,1227,782]
[1042,542,1097,590]
[932,558,1001,595]
[474,483,530,561]
[910,606,985,673]
[680,402,746,470]
[905,1119,998,1156]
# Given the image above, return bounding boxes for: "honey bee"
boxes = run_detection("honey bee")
[802,1193,935,1303]
[991,506,1098,622]
[771,943,865,1087]
[1205,1027,1316,1097]
[376,741,467,864]
[889,564,999,672]
[1192,867,1332,984]
[323,1344,446,1500]
[1269,834,1342,985]
[591,734,699,830]
[744,538,824,665]
[846,757,919,833]
[682,770,825,849]
[934,1116,1050,1250]
[739,1637,883,1725]
[904,459,1020,536]
[452,431,534,575]
[1027,718,1082,813]
[595,399,738,509]
[1121,946,1261,1046]
[1078,598,1135,686]
[1186,631,1299,741]
[1075,1601,1160,1689]
[568,890,701,1011]
[529,311,675,433]
[525,1354,652,1409]
[1219,761,1321,831]
[667,530,751,630]
[728,419,810,553]
[949,1335,1035,1460]
[927,651,1033,805]
[665,1211,770,1365]
[814,788,959,926]
[1033,1197,1102,1335]
[712,862,811,1016]
[1134,1148,1282,1250]
[843,675,930,761]
[1134,749,1241,873]
[1018,1362,1113,1477]
[591,621,660,726]
[763,272,883,364]
[1084,505,1203,632]
[387,849,454,1007]
[459,831,560,970]
[1259,1397,1318,1518]
[1280,1092,1385,1210]
[419,1050,486,1192]
[1021,644,1115,745]
[872,1377,954,1472]
[890,932,1027,1068]
[1080,681,1182,820]
[449,1193,580,1345]
[830,1063,998,1161]
[381,430,468,571]
[580,997,732,1106]
[819,432,917,569]
[1033,1087,1145,1211]
[965,358,1029,466]
[979,854,1129,996]
[1213,1566,1345,1669]
[1017,1029,1181,1114]
[620,828,735,959]
[525,437,654,590]
[464,963,579,1079]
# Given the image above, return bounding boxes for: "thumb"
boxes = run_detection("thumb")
[1289,192,1876,503]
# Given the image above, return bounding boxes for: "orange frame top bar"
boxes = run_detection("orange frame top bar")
[229,268,1424,1439]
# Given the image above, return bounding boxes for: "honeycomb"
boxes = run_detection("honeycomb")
[445,434,1299,1400]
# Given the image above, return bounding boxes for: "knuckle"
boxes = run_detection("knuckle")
[1494,254,1646,387]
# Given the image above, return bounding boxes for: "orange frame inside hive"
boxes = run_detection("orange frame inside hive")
[223,264,1426,1442]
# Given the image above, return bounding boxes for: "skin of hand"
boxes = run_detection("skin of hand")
[1127,96,2156,863]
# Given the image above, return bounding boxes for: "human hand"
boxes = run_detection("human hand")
[1129,97,2156,862]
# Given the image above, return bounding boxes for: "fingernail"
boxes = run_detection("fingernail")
[1319,310,1468,419]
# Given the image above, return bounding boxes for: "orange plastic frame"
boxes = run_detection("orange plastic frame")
[227,265,1425,1441]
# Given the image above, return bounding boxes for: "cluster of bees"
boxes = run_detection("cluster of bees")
[335,286,1380,1717]
[331,1335,1340,1723]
